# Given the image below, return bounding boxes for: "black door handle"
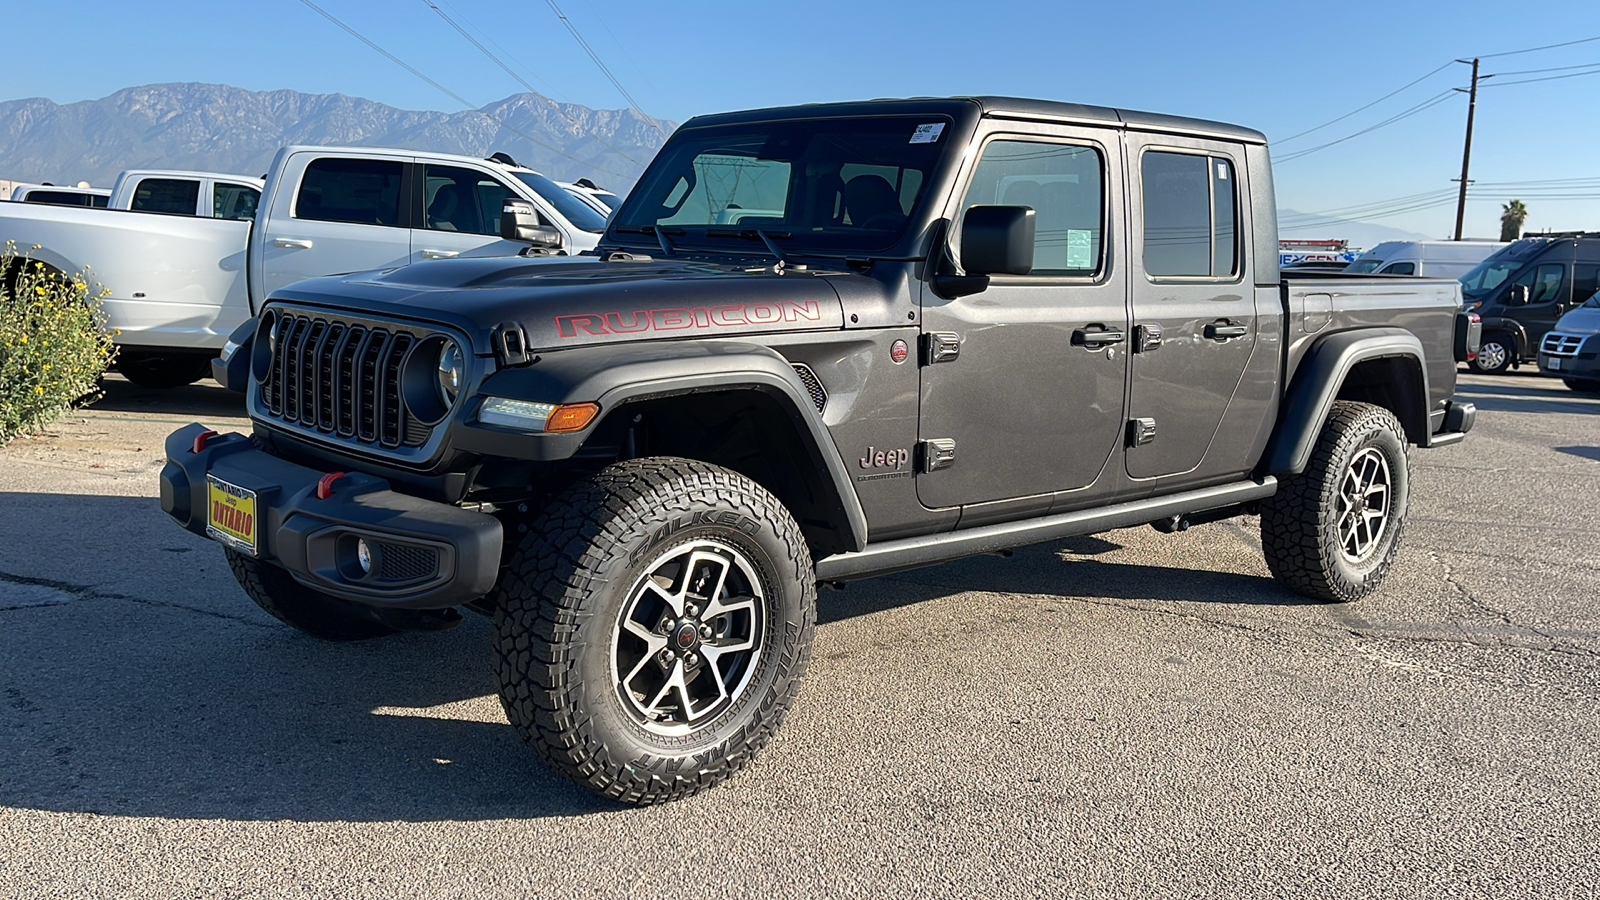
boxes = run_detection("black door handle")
[1205,323,1249,340]
[1073,327,1126,347]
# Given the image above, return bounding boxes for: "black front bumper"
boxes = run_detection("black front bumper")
[160,423,502,610]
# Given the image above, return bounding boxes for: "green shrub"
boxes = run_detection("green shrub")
[0,242,118,445]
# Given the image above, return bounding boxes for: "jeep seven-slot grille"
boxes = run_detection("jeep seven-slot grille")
[1542,332,1585,358]
[262,314,425,449]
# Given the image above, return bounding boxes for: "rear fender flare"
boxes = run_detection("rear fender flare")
[1264,327,1430,475]
[473,340,868,553]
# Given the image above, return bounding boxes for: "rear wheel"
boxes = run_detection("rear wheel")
[1562,377,1600,393]
[491,457,815,805]
[1469,334,1515,374]
[118,351,213,389]
[1261,401,1410,602]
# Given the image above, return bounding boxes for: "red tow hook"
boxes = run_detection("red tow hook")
[316,472,347,500]
[191,430,219,454]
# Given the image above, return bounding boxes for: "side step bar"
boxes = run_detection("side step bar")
[813,477,1278,583]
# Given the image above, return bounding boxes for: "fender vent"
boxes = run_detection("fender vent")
[791,363,827,413]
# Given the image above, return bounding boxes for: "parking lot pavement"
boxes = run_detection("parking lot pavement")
[2,371,1597,899]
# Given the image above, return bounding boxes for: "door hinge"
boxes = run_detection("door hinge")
[1127,418,1157,447]
[1135,323,1163,353]
[919,438,956,472]
[922,332,961,365]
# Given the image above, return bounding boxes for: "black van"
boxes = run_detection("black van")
[1460,234,1600,374]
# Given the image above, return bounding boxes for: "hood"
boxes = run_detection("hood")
[1554,305,1600,336]
[267,254,848,354]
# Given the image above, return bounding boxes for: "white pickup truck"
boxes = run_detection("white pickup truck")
[10,184,112,208]
[0,148,608,386]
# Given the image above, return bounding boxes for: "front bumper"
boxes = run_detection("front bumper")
[160,423,502,610]
[1537,332,1600,379]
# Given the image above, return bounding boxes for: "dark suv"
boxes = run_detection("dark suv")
[1461,234,1600,373]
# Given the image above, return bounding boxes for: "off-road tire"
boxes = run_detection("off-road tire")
[118,352,213,389]
[1469,333,1515,374]
[1260,401,1410,602]
[1562,377,1600,393]
[491,457,815,805]
[224,547,399,640]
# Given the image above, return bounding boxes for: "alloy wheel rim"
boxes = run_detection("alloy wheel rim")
[1478,342,1507,370]
[1336,447,1392,563]
[611,539,766,736]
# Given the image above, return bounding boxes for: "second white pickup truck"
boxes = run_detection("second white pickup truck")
[0,148,608,386]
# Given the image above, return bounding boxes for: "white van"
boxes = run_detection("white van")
[1345,240,1506,278]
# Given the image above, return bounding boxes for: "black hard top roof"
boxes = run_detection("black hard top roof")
[679,96,1267,145]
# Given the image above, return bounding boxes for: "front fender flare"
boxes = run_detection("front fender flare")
[458,340,868,553]
[1264,327,1430,475]
[1478,316,1529,357]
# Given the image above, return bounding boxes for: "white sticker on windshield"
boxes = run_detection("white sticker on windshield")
[910,123,946,144]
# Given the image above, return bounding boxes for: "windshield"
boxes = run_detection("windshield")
[1585,291,1600,309]
[512,171,608,233]
[1345,258,1384,273]
[1459,238,1548,296]
[610,116,952,254]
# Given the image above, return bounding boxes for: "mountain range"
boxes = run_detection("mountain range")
[0,82,673,191]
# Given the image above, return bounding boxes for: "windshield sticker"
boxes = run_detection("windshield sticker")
[1067,230,1093,269]
[910,123,946,144]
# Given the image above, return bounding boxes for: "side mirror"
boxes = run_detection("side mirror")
[1508,284,1531,307]
[501,200,562,249]
[962,205,1035,276]
[932,206,1036,299]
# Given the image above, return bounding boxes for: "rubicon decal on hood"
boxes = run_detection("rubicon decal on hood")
[557,300,824,338]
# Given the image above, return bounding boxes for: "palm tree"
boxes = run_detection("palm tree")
[1500,200,1528,242]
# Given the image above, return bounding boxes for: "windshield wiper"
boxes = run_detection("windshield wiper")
[613,225,682,257]
[703,228,792,265]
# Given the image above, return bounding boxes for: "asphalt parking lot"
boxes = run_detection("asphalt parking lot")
[2,370,1597,899]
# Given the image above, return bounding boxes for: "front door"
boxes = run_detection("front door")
[410,163,530,263]
[916,126,1128,510]
[1124,138,1257,483]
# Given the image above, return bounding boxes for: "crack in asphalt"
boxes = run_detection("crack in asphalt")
[0,568,270,628]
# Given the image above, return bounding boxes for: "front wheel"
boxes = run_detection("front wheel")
[1260,401,1410,602]
[491,458,816,805]
[1469,334,1515,374]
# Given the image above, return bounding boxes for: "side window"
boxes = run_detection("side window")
[1141,151,1238,278]
[213,183,260,221]
[1381,261,1416,275]
[130,178,201,215]
[1515,263,1565,304]
[1573,265,1598,301]
[423,165,517,235]
[959,139,1104,276]
[295,158,403,226]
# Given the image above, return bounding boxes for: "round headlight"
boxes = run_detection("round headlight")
[437,342,462,404]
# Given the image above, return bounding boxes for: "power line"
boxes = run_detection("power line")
[1481,65,1600,87]
[544,0,667,138]
[1274,61,1454,145]
[422,0,642,166]
[294,0,629,179]
[1475,34,1600,59]
[1274,90,1458,163]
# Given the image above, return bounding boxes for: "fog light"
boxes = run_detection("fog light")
[356,538,373,575]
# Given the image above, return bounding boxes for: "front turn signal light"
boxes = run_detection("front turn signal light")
[544,402,600,433]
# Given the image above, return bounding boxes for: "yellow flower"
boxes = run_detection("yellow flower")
[34,385,43,394]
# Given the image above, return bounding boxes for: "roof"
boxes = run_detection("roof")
[680,96,1267,145]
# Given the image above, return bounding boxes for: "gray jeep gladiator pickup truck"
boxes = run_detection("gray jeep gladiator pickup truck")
[160,96,1477,804]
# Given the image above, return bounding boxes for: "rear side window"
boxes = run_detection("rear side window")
[959,139,1104,276]
[295,158,403,226]
[214,183,260,220]
[1141,151,1238,278]
[130,178,200,215]
[1381,262,1416,275]
[21,190,102,208]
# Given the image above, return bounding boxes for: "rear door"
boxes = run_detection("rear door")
[1124,135,1260,485]
[258,153,413,298]
[916,124,1128,510]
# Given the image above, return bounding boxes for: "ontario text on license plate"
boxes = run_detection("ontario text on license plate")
[206,475,258,555]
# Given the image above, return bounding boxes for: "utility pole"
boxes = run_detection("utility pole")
[1452,58,1480,241]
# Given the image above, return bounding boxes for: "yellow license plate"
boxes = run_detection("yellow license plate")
[206,475,258,555]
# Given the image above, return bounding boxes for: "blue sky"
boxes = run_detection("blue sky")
[7,0,1599,240]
